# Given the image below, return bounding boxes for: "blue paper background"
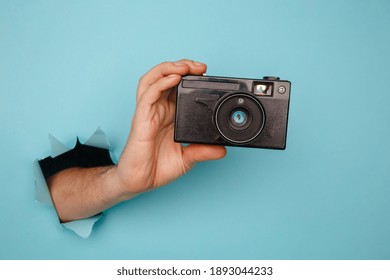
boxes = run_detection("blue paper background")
[1,0,389,259]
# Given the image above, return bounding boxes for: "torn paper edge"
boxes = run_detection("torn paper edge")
[34,127,113,238]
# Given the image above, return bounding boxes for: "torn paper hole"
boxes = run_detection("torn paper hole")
[34,127,114,238]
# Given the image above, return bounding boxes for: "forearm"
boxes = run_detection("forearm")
[47,166,135,222]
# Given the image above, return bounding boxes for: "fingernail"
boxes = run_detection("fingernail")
[173,62,186,67]
[168,74,178,78]
[193,61,205,67]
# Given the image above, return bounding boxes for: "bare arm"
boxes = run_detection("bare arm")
[47,166,133,222]
[47,60,226,222]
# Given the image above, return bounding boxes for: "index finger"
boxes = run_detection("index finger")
[136,59,207,101]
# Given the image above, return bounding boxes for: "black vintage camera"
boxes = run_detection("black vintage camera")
[174,75,291,149]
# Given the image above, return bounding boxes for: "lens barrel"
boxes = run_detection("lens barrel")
[215,93,265,144]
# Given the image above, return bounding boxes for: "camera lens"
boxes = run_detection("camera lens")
[215,93,265,144]
[231,110,247,126]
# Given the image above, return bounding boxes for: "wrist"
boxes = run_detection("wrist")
[109,165,140,203]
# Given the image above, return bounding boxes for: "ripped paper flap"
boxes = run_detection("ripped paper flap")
[34,128,112,238]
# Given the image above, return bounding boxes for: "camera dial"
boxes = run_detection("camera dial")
[215,92,265,144]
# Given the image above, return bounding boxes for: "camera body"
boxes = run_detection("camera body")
[174,75,291,149]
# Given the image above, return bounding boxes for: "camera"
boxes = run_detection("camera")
[174,75,291,149]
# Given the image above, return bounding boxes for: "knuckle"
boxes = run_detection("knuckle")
[177,58,190,63]
[158,61,170,68]
[138,74,147,84]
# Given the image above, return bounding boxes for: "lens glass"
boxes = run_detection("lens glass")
[231,110,247,126]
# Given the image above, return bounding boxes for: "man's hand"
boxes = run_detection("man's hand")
[47,60,226,222]
[116,59,226,196]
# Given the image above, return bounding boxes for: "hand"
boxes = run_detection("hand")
[47,59,227,222]
[116,59,227,196]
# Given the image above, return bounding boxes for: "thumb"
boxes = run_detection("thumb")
[182,144,227,171]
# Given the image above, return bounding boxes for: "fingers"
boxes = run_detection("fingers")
[138,74,181,106]
[137,59,207,102]
[182,144,227,171]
